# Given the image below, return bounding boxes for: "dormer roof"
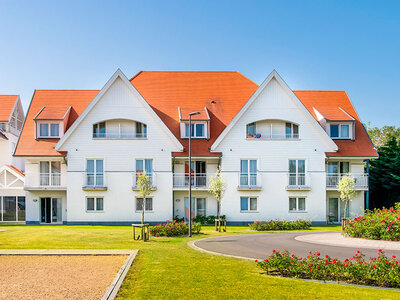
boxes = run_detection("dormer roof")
[34,105,72,120]
[0,95,19,122]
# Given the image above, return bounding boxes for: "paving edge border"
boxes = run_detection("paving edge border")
[188,237,400,292]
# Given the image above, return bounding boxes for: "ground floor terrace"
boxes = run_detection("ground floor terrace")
[0,224,398,299]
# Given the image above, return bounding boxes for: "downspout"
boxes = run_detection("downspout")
[364,159,370,210]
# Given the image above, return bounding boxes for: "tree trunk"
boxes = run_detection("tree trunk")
[141,201,145,240]
[217,200,221,232]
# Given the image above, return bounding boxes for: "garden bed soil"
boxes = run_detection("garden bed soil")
[0,255,127,300]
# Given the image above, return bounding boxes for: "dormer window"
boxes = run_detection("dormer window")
[38,123,60,138]
[185,123,205,138]
[329,123,350,139]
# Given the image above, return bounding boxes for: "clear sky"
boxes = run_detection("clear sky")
[1,0,399,127]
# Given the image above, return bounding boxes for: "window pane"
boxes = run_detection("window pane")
[341,125,349,138]
[50,124,59,137]
[293,124,299,137]
[340,162,350,174]
[40,161,50,173]
[330,125,339,137]
[3,196,16,221]
[247,123,255,136]
[185,124,189,137]
[285,123,292,138]
[51,161,61,174]
[240,197,248,211]
[40,123,49,136]
[136,198,143,211]
[87,160,94,173]
[145,198,153,211]
[250,198,257,211]
[328,162,339,174]
[87,198,95,211]
[240,160,248,186]
[40,162,50,185]
[96,198,104,211]
[289,198,296,211]
[298,198,306,211]
[298,160,305,174]
[196,124,204,137]
[96,160,103,173]
[145,160,152,175]
[93,124,97,137]
[191,124,195,137]
[136,160,143,172]
[17,196,26,221]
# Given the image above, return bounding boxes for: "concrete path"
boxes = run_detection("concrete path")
[191,232,400,261]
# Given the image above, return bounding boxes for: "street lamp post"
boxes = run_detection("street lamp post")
[188,111,200,237]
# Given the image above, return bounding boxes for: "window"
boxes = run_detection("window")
[185,123,205,138]
[240,159,257,186]
[136,159,153,184]
[328,162,349,174]
[285,123,299,138]
[246,123,256,137]
[38,123,60,138]
[40,161,61,186]
[136,197,153,211]
[289,197,306,212]
[136,122,147,138]
[330,124,351,139]
[86,159,104,186]
[289,159,306,185]
[240,197,257,212]
[86,197,104,212]
[93,122,106,138]
[196,198,206,216]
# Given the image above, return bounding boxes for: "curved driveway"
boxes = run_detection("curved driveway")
[192,232,400,261]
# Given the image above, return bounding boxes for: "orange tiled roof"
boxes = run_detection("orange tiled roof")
[35,105,71,120]
[14,90,99,156]
[130,71,258,156]
[7,165,25,177]
[0,95,18,121]
[294,91,377,157]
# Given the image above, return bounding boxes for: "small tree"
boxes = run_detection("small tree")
[136,172,152,239]
[208,167,226,232]
[338,174,356,223]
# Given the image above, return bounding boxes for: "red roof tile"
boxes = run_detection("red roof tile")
[14,90,99,156]
[0,95,18,121]
[35,105,71,120]
[130,71,258,156]
[294,91,377,157]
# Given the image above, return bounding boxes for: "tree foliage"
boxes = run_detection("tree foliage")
[338,174,356,218]
[208,167,226,232]
[137,172,152,226]
[367,124,400,150]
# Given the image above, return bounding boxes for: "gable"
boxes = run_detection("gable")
[0,95,18,122]
[0,165,24,189]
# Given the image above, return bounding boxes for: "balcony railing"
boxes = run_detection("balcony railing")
[286,173,311,190]
[83,172,107,190]
[326,173,369,190]
[247,133,299,140]
[132,172,157,190]
[40,173,61,186]
[238,173,262,190]
[93,132,147,139]
[173,173,210,188]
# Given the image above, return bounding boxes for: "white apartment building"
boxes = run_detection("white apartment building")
[0,95,25,222]
[14,70,377,225]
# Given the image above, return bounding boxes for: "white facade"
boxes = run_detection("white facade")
[21,70,372,225]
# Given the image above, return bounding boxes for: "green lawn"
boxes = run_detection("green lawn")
[0,224,398,299]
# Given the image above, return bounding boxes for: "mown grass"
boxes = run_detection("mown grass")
[0,224,398,299]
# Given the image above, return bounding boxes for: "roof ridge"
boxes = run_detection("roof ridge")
[35,89,100,92]
[293,90,347,92]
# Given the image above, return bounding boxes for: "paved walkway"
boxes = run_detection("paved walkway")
[191,232,400,261]
[0,249,136,255]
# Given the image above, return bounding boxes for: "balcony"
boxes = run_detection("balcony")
[237,173,262,190]
[286,173,311,190]
[93,132,147,139]
[173,173,210,190]
[82,172,107,191]
[247,133,299,140]
[132,172,157,191]
[24,173,66,191]
[326,173,368,190]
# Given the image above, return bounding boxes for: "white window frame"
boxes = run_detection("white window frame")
[288,159,306,186]
[135,197,153,212]
[86,159,104,186]
[185,122,206,138]
[289,197,307,212]
[86,197,104,212]
[37,122,60,138]
[329,123,351,139]
[240,196,258,212]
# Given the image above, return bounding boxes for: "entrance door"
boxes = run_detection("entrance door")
[328,198,339,223]
[40,198,62,223]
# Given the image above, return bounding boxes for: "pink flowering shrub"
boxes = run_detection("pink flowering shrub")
[343,203,400,240]
[149,221,201,237]
[249,219,311,231]
[257,249,400,287]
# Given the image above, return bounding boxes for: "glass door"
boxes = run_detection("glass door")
[328,198,339,223]
[41,197,62,223]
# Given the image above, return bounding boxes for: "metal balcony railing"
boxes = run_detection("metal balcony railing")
[84,172,106,187]
[93,132,147,139]
[326,173,369,189]
[173,173,210,188]
[238,173,262,188]
[39,173,61,186]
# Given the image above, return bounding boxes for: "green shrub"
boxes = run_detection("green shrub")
[343,203,400,241]
[249,219,311,231]
[149,221,201,237]
[193,215,226,225]
[257,249,400,288]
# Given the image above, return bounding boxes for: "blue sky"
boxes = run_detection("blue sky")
[0,0,399,127]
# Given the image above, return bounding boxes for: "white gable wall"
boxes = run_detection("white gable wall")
[58,77,180,223]
[214,78,334,222]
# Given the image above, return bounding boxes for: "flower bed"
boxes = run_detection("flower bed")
[257,249,400,288]
[149,221,201,237]
[249,219,311,231]
[343,203,400,241]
